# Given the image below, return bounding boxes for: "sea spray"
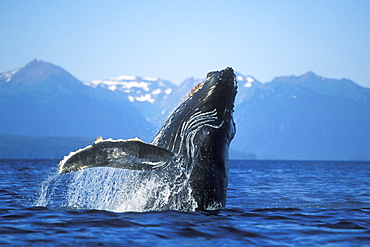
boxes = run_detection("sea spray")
[35,173,57,207]
[36,166,197,212]
[35,172,69,207]
[66,168,133,211]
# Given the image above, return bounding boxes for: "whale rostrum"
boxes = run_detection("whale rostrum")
[58,67,237,211]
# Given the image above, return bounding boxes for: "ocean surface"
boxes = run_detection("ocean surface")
[1,159,369,246]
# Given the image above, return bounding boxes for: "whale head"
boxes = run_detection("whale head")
[152,67,237,149]
[152,67,237,210]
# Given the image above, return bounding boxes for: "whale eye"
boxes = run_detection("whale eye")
[206,71,218,78]
[202,127,210,135]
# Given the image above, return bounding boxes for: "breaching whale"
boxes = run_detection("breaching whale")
[59,67,237,211]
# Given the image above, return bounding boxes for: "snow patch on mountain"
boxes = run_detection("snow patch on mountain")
[0,69,20,83]
[236,74,256,88]
[84,75,176,104]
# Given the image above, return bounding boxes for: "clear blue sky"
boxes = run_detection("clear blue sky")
[1,0,369,87]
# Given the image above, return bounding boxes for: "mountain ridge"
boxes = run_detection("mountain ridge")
[270,71,370,107]
[0,60,154,141]
[1,59,369,160]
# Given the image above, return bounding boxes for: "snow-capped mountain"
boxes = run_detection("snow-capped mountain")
[84,75,178,125]
[85,75,176,104]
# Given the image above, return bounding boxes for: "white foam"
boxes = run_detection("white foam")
[36,166,197,212]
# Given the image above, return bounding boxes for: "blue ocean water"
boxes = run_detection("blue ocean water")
[1,159,369,246]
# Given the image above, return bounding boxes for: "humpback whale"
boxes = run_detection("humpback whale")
[59,67,237,211]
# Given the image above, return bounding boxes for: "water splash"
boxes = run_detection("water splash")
[35,171,69,208]
[35,167,197,212]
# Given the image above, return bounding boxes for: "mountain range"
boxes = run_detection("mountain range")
[1,60,369,160]
[0,60,153,140]
[233,72,370,160]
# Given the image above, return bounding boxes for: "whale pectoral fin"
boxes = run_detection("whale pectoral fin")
[58,139,174,174]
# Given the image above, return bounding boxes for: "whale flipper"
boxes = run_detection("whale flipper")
[58,138,174,174]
